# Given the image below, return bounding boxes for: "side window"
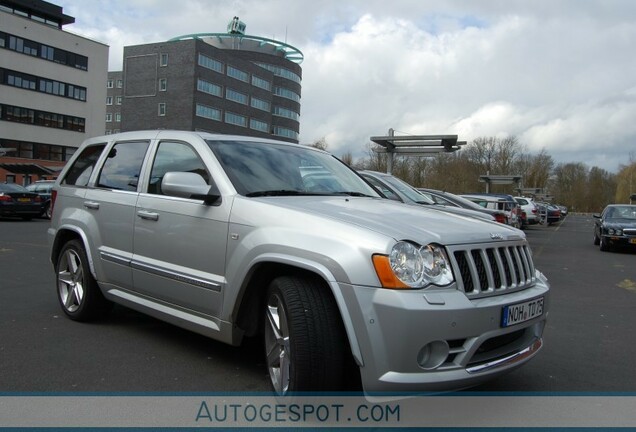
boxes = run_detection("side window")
[61,144,106,187]
[96,141,149,191]
[148,141,210,195]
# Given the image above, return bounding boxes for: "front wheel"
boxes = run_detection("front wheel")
[263,276,348,394]
[599,236,610,252]
[56,240,112,321]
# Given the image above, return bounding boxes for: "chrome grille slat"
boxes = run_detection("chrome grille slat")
[449,241,536,298]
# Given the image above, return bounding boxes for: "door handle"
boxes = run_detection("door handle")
[83,201,100,210]
[137,210,159,221]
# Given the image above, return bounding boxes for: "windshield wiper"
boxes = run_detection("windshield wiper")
[246,190,324,197]
[331,191,375,197]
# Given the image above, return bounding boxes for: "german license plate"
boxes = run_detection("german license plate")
[502,297,544,327]
[17,198,31,202]
[629,238,636,244]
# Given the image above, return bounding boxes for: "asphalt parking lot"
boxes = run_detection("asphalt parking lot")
[0,214,635,393]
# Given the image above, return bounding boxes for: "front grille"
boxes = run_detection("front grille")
[624,228,636,236]
[448,241,535,298]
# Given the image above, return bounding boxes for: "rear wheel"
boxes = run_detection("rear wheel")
[263,275,348,394]
[56,240,112,321]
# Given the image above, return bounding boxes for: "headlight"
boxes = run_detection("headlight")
[373,241,454,289]
[608,228,622,235]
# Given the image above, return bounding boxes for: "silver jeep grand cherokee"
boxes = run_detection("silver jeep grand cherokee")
[48,130,549,394]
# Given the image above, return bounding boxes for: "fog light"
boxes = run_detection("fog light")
[417,340,450,370]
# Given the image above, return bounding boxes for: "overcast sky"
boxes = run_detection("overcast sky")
[56,0,636,173]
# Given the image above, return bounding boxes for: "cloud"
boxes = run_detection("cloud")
[56,0,636,172]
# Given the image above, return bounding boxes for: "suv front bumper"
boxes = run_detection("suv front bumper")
[339,278,549,393]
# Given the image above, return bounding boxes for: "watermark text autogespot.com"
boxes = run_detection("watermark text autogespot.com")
[195,400,401,425]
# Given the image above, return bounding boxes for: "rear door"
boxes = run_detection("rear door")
[85,140,150,290]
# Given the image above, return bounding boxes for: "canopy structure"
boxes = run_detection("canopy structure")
[0,163,58,176]
[371,129,467,174]
[479,175,523,193]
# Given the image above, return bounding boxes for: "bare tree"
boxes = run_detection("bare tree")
[308,137,328,151]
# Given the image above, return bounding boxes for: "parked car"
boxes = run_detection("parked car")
[49,131,549,395]
[418,188,508,225]
[0,183,43,220]
[593,204,636,252]
[26,180,55,218]
[514,197,540,227]
[557,205,568,218]
[359,171,496,223]
[535,202,561,225]
[461,194,522,229]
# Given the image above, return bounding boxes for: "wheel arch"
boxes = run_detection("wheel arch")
[51,227,97,279]
[233,258,364,368]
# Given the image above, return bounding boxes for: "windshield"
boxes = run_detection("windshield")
[443,192,490,210]
[207,140,379,198]
[606,206,636,220]
[379,175,435,204]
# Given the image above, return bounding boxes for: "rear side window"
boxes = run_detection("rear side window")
[97,141,149,191]
[62,144,106,187]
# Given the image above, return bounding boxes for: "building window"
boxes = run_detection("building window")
[116,96,122,105]
[158,103,166,116]
[106,113,112,122]
[115,113,121,122]
[105,129,112,135]
[274,87,301,102]
[160,53,168,67]
[197,79,222,97]
[273,126,298,140]
[107,79,114,88]
[251,75,271,91]
[273,106,300,121]
[159,78,167,92]
[2,32,88,70]
[226,88,248,105]
[227,66,249,82]
[255,62,301,84]
[198,53,223,73]
[224,112,247,127]
[106,96,113,105]
[250,97,270,112]
[195,104,221,121]
[116,79,123,88]
[1,103,85,132]
[249,118,269,132]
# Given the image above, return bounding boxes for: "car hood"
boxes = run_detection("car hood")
[259,196,524,245]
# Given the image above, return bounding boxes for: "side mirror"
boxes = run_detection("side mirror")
[161,172,221,205]
[592,214,601,219]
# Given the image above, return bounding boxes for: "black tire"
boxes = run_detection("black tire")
[44,203,52,219]
[55,240,112,321]
[599,236,610,252]
[263,275,348,394]
[593,231,600,245]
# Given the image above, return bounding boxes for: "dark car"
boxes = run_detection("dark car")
[536,202,561,225]
[418,188,509,225]
[26,180,55,218]
[0,183,44,220]
[358,171,496,223]
[593,204,636,252]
